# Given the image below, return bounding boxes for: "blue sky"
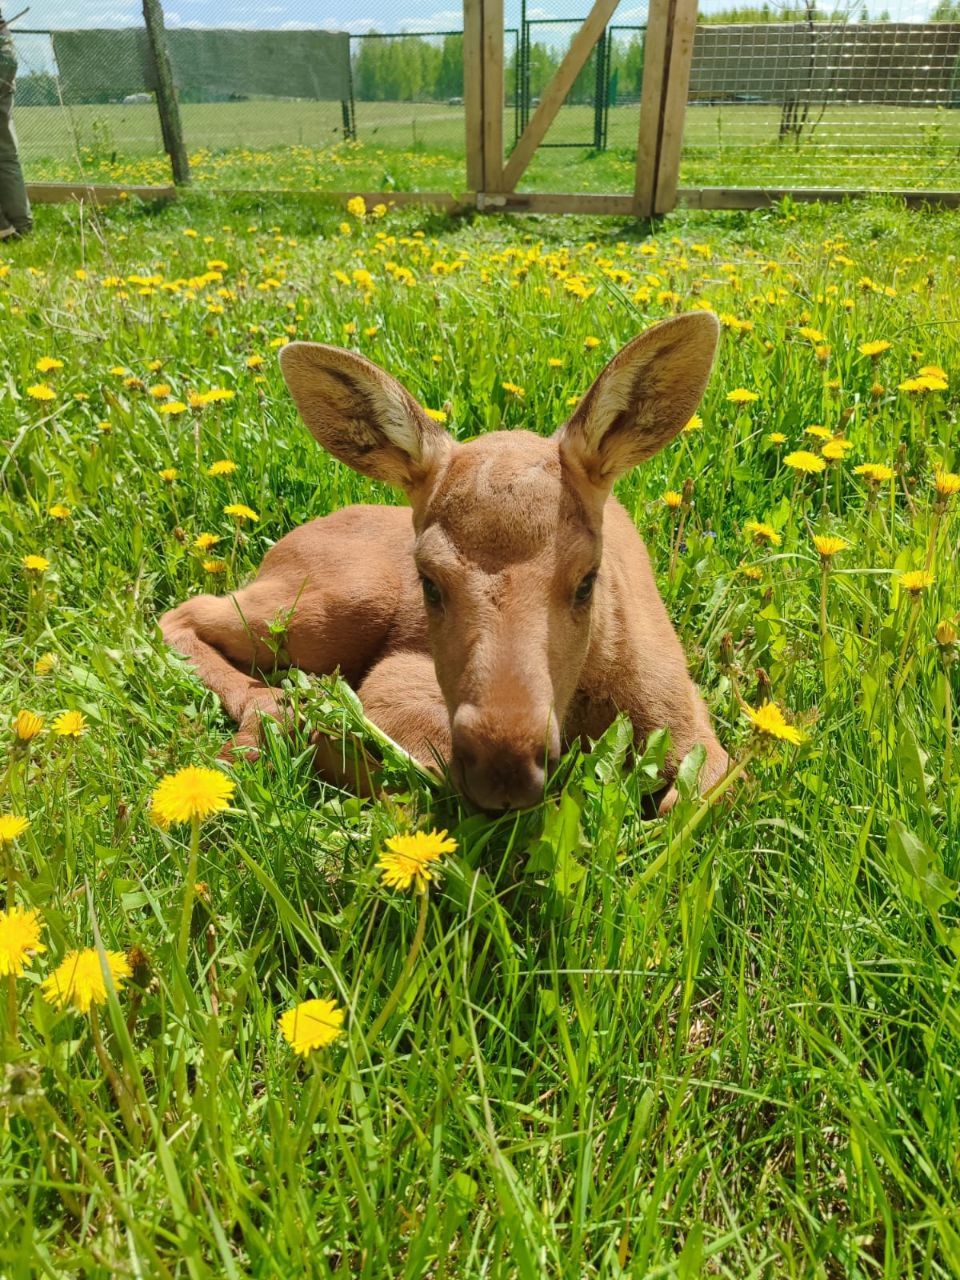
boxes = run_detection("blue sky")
[9,0,946,76]
[14,0,946,35]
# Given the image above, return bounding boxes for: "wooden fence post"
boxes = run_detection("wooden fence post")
[654,0,698,214]
[634,0,672,217]
[482,0,505,192]
[633,0,697,217]
[463,0,484,190]
[142,0,190,186]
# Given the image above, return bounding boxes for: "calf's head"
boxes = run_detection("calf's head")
[279,312,719,811]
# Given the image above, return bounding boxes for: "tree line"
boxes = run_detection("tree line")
[351,32,645,105]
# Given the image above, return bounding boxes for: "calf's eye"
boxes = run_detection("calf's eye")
[574,571,597,605]
[421,576,442,607]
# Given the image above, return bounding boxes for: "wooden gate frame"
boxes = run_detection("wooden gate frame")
[463,0,697,216]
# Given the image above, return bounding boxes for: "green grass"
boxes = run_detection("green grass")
[16,98,960,194]
[1,190,960,1277]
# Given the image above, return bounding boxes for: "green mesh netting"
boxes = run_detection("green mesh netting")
[51,28,352,105]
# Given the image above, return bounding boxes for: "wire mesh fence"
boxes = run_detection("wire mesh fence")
[681,21,960,191]
[9,3,960,202]
[8,1,646,197]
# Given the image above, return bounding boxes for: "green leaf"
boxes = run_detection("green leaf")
[885,819,957,921]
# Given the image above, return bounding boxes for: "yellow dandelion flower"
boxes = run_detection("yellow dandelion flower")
[13,710,44,741]
[766,432,787,445]
[423,408,448,424]
[797,326,826,343]
[346,195,367,219]
[158,401,188,416]
[223,503,259,523]
[784,450,826,474]
[42,948,132,1014]
[246,354,264,370]
[279,997,345,1056]
[744,520,781,546]
[148,384,171,400]
[158,468,178,484]
[744,701,805,745]
[899,375,947,393]
[917,365,947,381]
[194,532,221,551]
[584,336,601,349]
[150,765,235,826]
[854,462,895,485]
[934,470,960,498]
[26,383,56,401]
[501,382,525,399]
[207,459,238,477]
[727,388,759,404]
[0,907,46,976]
[804,425,832,441]
[0,814,30,844]
[859,340,891,357]
[47,503,71,520]
[662,490,683,509]
[812,534,849,560]
[22,554,49,573]
[821,439,854,461]
[35,356,64,373]
[896,570,934,595]
[53,710,87,737]
[935,619,958,647]
[377,829,457,894]
[35,653,58,677]
[739,564,763,581]
[683,413,703,432]
[203,559,228,575]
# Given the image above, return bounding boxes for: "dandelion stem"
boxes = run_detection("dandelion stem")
[943,664,954,789]
[668,509,687,585]
[176,815,201,974]
[638,750,755,886]
[90,1005,141,1143]
[6,974,17,1044]
[925,508,942,573]
[366,885,429,1045]
[893,599,922,699]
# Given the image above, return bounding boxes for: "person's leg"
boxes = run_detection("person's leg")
[0,57,32,236]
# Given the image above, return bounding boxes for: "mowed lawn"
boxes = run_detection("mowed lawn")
[1,191,960,1277]
[16,97,960,194]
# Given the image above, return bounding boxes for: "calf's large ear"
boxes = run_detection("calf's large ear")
[279,342,452,492]
[556,312,720,489]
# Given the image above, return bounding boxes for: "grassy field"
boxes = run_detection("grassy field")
[15,98,960,194]
[2,189,960,1277]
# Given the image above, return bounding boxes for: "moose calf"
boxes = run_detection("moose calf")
[161,312,728,812]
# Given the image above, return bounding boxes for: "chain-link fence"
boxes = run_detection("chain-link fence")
[681,20,960,191]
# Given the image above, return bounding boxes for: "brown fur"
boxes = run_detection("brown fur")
[160,312,728,812]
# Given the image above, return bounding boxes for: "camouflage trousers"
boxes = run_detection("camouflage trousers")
[0,42,31,234]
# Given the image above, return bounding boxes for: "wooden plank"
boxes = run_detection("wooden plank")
[482,0,505,192]
[141,0,190,185]
[463,0,484,191]
[501,0,620,193]
[477,191,634,214]
[653,0,698,215]
[677,187,960,210]
[634,0,673,217]
[27,182,177,203]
